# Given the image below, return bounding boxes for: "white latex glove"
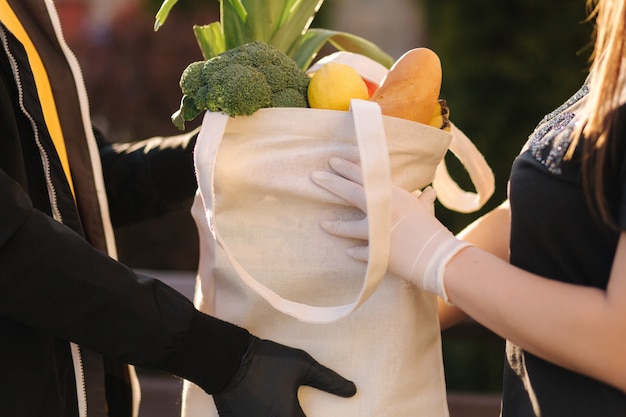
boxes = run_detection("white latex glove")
[311,157,471,303]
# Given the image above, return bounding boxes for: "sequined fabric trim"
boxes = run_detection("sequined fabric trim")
[528,85,589,174]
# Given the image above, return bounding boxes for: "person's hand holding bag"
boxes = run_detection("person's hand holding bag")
[213,336,357,416]
[311,157,471,303]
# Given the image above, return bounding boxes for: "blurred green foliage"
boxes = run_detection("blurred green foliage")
[443,324,506,393]
[422,0,593,233]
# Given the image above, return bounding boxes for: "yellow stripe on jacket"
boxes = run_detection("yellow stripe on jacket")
[0,0,75,197]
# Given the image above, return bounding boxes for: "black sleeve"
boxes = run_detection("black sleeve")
[0,170,250,393]
[97,128,199,227]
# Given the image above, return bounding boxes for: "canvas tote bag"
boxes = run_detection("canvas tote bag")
[181,98,493,416]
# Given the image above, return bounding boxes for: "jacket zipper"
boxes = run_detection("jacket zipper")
[0,25,63,223]
[0,22,88,417]
[70,343,89,417]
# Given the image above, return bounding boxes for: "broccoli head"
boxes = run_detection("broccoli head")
[172,41,311,129]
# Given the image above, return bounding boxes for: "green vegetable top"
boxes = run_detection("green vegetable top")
[154,0,394,71]
[172,41,311,129]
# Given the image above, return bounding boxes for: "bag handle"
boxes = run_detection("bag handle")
[432,123,495,213]
[194,99,391,323]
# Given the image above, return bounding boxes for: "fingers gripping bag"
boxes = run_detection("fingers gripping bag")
[182,52,494,417]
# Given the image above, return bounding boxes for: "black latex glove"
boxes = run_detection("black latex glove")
[214,336,357,416]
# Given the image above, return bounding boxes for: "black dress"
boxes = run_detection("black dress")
[504,84,626,416]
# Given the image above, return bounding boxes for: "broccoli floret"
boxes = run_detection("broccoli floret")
[179,61,205,97]
[171,41,310,129]
[205,64,272,116]
[230,41,278,67]
[271,88,308,108]
[200,54,231,82]
[259,64,310,96]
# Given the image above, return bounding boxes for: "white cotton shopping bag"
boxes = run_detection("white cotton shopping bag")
[181,100,463,417]
[193,100,455,323]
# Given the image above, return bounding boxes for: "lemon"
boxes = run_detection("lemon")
[308,63,369,111]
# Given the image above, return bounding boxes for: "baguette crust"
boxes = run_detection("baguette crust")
[370,48,442,124]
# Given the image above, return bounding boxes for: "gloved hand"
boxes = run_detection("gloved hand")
[213,336,357,416]
[311,157,471,302]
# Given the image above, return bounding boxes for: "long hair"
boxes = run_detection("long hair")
[573,0,626,228]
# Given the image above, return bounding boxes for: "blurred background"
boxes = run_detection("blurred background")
[55,0,592,415]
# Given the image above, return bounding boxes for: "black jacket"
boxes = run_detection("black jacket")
[0,1,249,416]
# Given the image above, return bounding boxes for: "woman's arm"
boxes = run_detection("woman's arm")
[311,157,626,392]
[439,200,511,329]
[456,200,511,262]
[445,232,626,393]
